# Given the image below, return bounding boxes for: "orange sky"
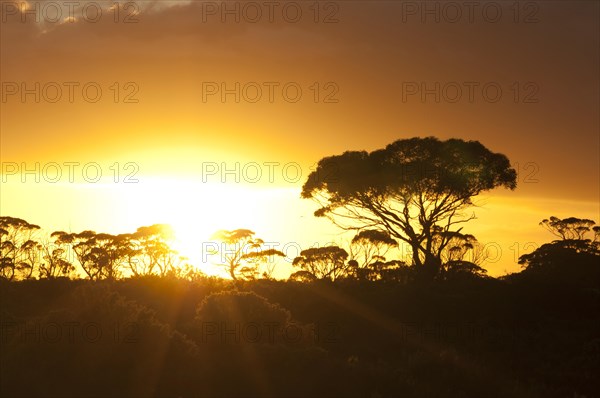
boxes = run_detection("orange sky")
[1,0,598,277]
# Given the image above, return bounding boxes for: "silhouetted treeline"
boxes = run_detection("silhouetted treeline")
[1,222,599,397]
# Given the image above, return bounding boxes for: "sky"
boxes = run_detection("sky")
[1,0,598,277]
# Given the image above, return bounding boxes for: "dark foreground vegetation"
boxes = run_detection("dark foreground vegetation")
[2,244,599,398]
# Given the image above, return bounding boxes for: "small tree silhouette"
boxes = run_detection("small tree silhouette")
[291,246,349,281]
[348,230,397,280]
[0,216,41,280]
[211,229,284,281]
[38,231,75,279]
[518,216,599,285]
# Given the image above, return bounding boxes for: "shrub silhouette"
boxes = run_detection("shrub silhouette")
[1,283,199,397]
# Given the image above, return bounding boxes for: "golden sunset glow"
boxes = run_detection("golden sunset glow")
[0,2,598,276]
[1,2,599,397]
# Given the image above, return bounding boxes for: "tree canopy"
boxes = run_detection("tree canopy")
[0,216,41,280]
[291,246,350,281]
[519,216,599,276]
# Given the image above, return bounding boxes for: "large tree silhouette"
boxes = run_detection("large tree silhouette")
[302,137,517,278]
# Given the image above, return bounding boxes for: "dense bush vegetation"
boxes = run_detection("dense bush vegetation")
[2,252,599,398]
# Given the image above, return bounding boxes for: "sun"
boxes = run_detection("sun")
[112,176,278,276]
